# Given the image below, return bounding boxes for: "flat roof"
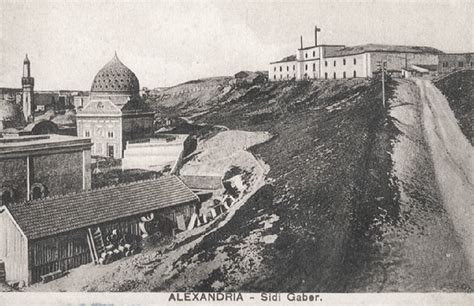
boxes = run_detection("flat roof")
[6,175,199,240]
[298,44,346,51]
[0,134,91,156]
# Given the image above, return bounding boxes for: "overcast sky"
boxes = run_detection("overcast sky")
[0,0,472,90]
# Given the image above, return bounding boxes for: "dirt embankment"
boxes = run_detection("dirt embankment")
[417,79,473,277]
[372,79,471,292]
[434,70,474,144]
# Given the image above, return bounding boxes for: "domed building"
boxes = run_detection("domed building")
[76,54,154,158]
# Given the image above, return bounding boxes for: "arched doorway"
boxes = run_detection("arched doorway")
[30,183,48,200]
[0,187,14,207]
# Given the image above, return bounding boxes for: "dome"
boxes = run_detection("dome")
[90,54,140,96]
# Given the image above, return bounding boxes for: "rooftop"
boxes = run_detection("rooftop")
[270,55,297,64]
[325,43,444,57]
[6,175,199,240]
[0,134,91,156]
[298,44,345,51]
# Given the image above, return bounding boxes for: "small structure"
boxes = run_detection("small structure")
[0,175,199,285]
[122,134,190,173]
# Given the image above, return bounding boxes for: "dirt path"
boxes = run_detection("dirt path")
[417,79,474,274]
[374,79,471,292]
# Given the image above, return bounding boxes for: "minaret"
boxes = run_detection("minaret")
[21,54,34,122]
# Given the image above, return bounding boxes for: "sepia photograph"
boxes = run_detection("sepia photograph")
[0,0,472,305]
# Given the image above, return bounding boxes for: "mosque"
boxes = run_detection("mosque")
[76,54,155,159]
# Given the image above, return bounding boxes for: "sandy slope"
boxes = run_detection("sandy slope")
[378,79,471,291]
[417,79,474,275]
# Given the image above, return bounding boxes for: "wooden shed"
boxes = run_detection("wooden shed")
[0,175,199,285]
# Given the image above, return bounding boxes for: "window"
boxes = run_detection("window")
[353,70,357,78]
[334,61,336,67]
[287,74,290,79]
[354,58,357,65]
[274,75,276,80]
[280,66,282,72]
[325,61,328,67]
[305,53,308,58]
[333,72,336,79]
[280,75,282,79]
[313,51,315,57]
[274,67,276,71]
[287,66,289,71]
[31,183,47,200]
[343,59,346,65]
[343,72,346,78]
[313,63,316,71]
[108,131,114,138]
[442,62,448,67]
[108,145,114,158]
[305,64,308,71]
[458,61,464,67]
[1,188,14,207]
[325,72,328,79]
[85,130,90,137]
[293,65,295,70]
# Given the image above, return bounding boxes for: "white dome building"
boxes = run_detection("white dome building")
[76,54,154,159]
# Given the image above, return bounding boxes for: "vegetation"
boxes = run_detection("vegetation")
[434,70,474,144]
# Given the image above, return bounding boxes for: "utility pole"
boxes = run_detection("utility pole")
[377,61,387,108]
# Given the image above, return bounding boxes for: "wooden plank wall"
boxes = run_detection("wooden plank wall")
[29,229,91,284]
[0,211,28,284]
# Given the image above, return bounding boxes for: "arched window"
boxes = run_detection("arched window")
[353,70,357,78]
[1,187,14,207]
[333,72,336,79]
[343,72,346,78]
[31,183,48,200]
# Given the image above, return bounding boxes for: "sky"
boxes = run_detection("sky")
[0,0,472,90]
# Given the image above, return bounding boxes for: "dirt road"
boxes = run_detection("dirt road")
[366,79,469,292]
[417,79,474,274]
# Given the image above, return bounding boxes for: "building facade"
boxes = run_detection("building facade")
[269,29,443,81]
[76,54,154,159]
[438,53,473,73]
[0,135,92,206]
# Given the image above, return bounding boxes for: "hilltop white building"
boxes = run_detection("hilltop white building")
[269,28,442,81]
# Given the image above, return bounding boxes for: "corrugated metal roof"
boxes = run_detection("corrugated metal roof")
[7,175,199,240]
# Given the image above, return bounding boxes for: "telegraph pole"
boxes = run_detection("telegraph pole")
[377,61,387,108]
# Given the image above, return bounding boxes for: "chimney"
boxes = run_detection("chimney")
[300,36,303,49]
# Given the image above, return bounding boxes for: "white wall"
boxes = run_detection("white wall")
[269,61,297,81]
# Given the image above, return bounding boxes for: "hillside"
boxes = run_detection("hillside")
[144,76,404,291]
[142,75,470,292]
[434,70,474,144]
